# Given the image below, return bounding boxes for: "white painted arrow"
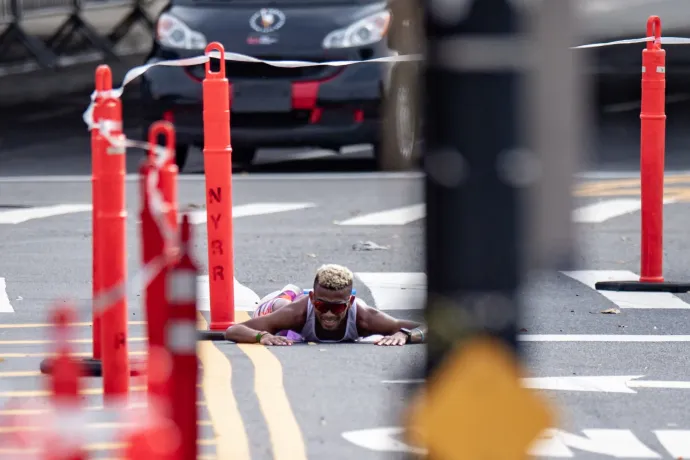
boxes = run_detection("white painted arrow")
[382,376,690,394]
[523,375,690,394]
[0,204,92,224]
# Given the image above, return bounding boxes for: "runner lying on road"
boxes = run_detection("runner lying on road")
[224,264,427,346]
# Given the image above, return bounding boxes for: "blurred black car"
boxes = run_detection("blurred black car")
[139,0,414,171]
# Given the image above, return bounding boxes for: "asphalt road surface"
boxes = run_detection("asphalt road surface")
[2,91,690,459]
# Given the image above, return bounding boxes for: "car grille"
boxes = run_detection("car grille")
[185,57,340,81]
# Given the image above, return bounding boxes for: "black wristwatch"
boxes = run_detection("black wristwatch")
[399,328,413,343]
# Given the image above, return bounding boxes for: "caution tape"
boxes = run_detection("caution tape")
[74,33,690,322]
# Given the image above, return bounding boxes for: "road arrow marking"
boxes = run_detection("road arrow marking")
[382,375,690,394]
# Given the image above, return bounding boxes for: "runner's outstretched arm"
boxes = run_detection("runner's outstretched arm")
[356,301,427,346]
[224,302,305,345]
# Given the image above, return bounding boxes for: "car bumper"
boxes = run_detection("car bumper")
[140,51,385,149]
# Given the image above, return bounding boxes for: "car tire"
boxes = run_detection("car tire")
[232,147,256,171]
[377,62,421,171]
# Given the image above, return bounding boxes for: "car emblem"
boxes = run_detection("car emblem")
[249,8,286,33]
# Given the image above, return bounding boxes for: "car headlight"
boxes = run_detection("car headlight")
[322,11,390,49]
[156,12,207,50]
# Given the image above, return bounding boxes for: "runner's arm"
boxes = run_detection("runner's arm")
[356,302,427,344]
[224,303,304,343]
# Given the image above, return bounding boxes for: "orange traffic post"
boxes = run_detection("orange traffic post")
[202,42,235,330]
[140,121,178,402]
[99,95,130,401]
[45,303,88,460]
[594,17,690,294]
[91,65,111,363]
[166,215,199,460]
[640,15,666,283]
[152,120,179,230]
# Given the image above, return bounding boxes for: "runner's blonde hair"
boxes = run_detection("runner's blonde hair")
[314,264,354,291]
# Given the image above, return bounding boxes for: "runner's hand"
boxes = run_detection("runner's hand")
[260,334,293,346]
[375,332,408,346]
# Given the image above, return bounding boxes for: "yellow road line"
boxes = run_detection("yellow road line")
[0,321,146,329]
[0,401,206,416]
[0,439,215,455]
[0,337,146,345]
[0,385,146,398]
[0,420,213,433]
[0,371,42,377]
[235,311,307,460]
[197,312,251,460]
[0,351,146,358]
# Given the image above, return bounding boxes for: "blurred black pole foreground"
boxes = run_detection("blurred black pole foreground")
[416,0,584,457]
[423,0,522,377]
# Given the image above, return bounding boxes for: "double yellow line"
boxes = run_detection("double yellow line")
[197,312,307,460]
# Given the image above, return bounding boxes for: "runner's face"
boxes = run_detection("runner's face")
[310,286,353,331]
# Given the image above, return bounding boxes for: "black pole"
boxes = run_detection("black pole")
[423,0,522,376]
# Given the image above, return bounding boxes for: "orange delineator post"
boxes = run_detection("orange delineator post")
[91,64,112,363]
[45,303,87,460]
[166,215,199,460]
[202,42,235,330]
[141,121,178,402]
[98,95,130,400]
[640,15,666,283]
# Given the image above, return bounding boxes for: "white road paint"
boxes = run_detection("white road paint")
[186,202,316,225]
[523,375,690,394]
[336,198,664,226]
[336,204,425,226]
[519,334,690,342]
[572,199,676,224]
[354,272,426,310]
[195,276,260,312]
[0,204,92,224]
[382,375,690,394]
[342,426,686,458]
[653,430,690,458]
[562,270,690,309]
[0,279,13,313]
[341,427,426,455]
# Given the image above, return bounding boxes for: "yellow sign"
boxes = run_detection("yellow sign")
[405,337,554,460]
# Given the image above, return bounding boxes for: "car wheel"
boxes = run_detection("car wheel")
[232,147,256,171]
[378,63,421,171]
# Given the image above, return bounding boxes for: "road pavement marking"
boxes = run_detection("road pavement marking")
[0,278,12,313]
[196,276,260,312]
[0,401,206,416]
[519,334,690,342]
[186,202,316,225]
[562,270,690,309]
[196,312,251,460]
[336,204,425,226]
[0,419,213,434]
[354,272,426,310]
[342,427,681,458]
[572,199,644,223]
[0,371,41,377]
[382,375,690,393]
[530,429,662,458]
[0,204,92,224]
[0,350,146,358]
[0,337,146,345]
[653,430,690,458]
[0,385,146,398]
[0,321,146,329]
[235,311,308,460]
[0,439,216,455]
